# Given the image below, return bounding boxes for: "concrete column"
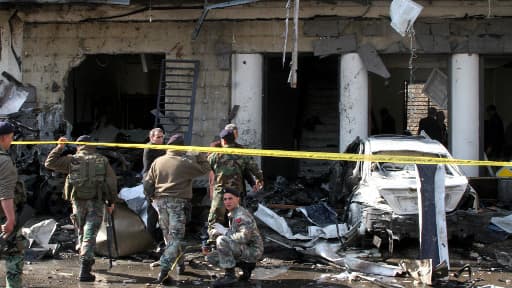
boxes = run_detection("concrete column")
[450,54,479,177]
[0,11,22,81]
[231,54,263,150]
[340,53,368,151]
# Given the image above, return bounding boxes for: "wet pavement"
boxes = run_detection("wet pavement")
[2,237,512,288]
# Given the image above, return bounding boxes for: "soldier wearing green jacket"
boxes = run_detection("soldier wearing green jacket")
[45,135,118,282]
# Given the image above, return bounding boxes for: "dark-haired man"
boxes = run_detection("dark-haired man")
[208,187,263,287]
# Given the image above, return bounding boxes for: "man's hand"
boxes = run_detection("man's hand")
[1,218,15,238]
[212,223,228,235]
[57,137,68,149]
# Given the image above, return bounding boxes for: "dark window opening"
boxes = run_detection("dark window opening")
[64,54,164,140]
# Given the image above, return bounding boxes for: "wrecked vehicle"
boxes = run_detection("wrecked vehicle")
[341,135,477,246]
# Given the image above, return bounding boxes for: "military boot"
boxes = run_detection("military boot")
[237,261,256,282]
[79,259,95,282]
[153,268,172,285]
[212,268,237,287]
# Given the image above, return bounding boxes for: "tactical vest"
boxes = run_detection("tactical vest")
[67,154,107,200]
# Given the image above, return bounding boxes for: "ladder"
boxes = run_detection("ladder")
[155,59,200,145]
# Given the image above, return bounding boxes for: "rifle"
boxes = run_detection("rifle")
[105,207,119,269]
[0,204,35,252]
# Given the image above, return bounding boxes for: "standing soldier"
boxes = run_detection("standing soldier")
[207,129,263,243]
[0,122,27,288]
[45,135,118,282]
[143,134,210,284]
[208,187,263,287]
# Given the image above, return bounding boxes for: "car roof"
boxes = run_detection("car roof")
[366,135,450,156]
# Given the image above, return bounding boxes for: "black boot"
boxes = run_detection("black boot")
[213,268,237,287]
[79,259,95,282]
[153,268,172,285]
[237,262,256,282]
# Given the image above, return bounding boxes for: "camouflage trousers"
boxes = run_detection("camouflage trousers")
[207,190,227,240]
[154,197,188,271]
[207,235,263,269]
[71,199,104,262]
[0,217,27,288]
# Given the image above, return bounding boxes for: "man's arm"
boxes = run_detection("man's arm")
[1,198,15,236]
[44,137,72,173]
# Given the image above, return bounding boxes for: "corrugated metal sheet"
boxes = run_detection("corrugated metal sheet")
[0,0,129,4]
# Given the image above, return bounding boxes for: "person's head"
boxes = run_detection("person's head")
[224,123,238,139]
[76,135,93,151]
[222,187,241,211]
[167,134,184,146]
[427,107,437,118]
[149,128,165,145]
[0,121,15,150]
[219,129,235,146]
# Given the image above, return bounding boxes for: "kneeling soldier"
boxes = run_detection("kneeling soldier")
[208,187,263,287]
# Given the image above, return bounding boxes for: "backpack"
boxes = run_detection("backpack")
[68,154,107,200]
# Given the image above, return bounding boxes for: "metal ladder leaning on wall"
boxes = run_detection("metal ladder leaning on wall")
[155,59,200,145]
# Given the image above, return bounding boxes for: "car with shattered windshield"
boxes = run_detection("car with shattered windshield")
[340,135,477,249]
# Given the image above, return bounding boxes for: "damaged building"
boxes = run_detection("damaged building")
[1,1,512,286]
[0,0,511,180]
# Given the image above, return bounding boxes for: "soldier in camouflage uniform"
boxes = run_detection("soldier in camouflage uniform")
[45,135,118,282]
[143,134,210,284]
[0,122,27,288]
[208,129,263,242]
[208,187,263,287]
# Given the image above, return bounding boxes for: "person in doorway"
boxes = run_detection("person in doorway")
[142,128,166,178]
[484,104,505,160]
[436,110,448,147]
[207,129,263,244]
[143,134,210,285]
[0,121,27,288]
[207,187,264,287]
[417,107,443,142]
[45,135,118,282]
[379,108,396,134]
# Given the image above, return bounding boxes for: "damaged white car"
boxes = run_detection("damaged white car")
[341,135,477,249]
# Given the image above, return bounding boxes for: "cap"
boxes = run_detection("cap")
[0,121,14,136]
[219,129,235,142]
[224,123,237,131]
[222,187,240,198]
[76,135,92,143]
[167,134,184,145]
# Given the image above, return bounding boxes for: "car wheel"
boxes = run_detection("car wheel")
[346,202,372,247]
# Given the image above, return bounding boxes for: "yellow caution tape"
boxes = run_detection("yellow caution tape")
[12,140,512,167]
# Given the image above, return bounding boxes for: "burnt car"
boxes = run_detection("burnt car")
[340,135,477,249]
